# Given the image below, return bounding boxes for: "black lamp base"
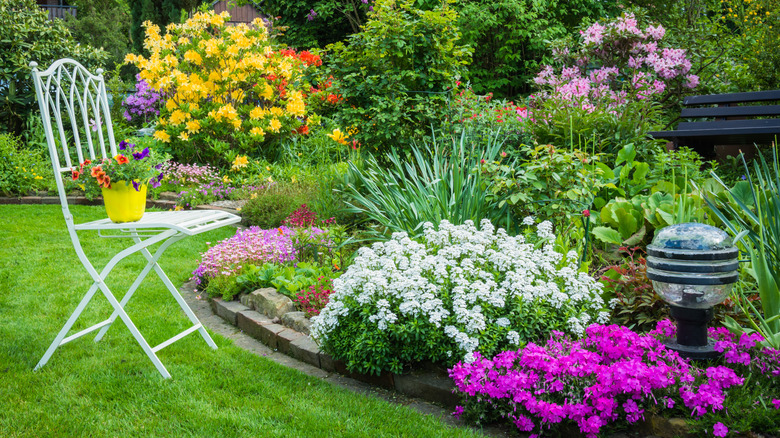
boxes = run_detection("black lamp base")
[667,305,722,360]
[664,340,721,360]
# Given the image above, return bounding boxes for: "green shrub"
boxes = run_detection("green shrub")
[0,133,52,196]
[0,0,107,136]
[241,182,317,228]
[319,0,471,152]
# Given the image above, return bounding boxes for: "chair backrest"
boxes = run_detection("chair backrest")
[30,58,118,216]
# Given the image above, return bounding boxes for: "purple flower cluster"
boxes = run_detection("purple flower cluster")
[450,323,747,438]
[191,226,325,285]
[122,74,162,124]
[533,12,698,111]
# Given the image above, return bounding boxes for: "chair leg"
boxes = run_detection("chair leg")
[94,234,179,342]
[95,280,171,379]
[34,283,101,371]
[37,230,176,378]
[136,237,218,350]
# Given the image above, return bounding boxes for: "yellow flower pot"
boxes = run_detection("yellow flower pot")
[101,180,147,223]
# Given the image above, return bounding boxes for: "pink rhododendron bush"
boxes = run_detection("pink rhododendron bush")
[310,219,609,375]
[533,12,698,109]
[450,321,780,437]
[527,12,699,158]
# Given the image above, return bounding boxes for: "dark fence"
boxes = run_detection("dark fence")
[39,5,77,20]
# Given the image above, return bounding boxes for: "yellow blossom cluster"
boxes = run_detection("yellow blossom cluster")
[125,8,321,166]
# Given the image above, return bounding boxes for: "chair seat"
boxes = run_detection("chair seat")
[75,209,241,236]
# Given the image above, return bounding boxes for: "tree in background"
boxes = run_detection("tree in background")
[0,0,107,135]
[65,0,133,75]
[129,0,203,54]
[456,0,618,98]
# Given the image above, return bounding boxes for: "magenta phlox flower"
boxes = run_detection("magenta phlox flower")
[713,422,728,437]
[772,399,780,410]
[451,321,762,436]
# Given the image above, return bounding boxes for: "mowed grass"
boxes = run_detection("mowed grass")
[0,205,484,438]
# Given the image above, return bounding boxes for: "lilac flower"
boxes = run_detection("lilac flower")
[306,9,317,21]
[122,75,162,125]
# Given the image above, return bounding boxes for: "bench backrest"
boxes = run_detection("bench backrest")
[681,90,780,119]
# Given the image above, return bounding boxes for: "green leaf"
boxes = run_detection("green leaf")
[592,226,623,245]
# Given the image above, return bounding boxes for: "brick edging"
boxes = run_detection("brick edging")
[209,297,459,407]
[0,196,237,214]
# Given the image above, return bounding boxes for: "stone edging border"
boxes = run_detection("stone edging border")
[0,196,241,216]
[209,297,460,408]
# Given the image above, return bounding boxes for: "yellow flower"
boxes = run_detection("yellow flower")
[166,99,178,111]
[169,109,189,125]
[154,130,171,143]
[262,84,274,100]
[232,155,249,171]
[184,49,202,65]
[285,98,305,117]
[186,119,201,133]
[326,128,348,145]
[250,126,265,137]
[270,106,284,117]
[179,132,190,141]
[269,118,282,132]
[222,175,231,183]
[250,106,266,120]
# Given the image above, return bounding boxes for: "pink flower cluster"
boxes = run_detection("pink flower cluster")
[533,13,698,110]
[282,204,318,228]
[191,226,322,285]
[450,323,746,438]
[159,161,220,187]
[294,277,334,317]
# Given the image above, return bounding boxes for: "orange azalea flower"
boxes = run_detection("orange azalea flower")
[90,165,103,177]
[114,154,129,165]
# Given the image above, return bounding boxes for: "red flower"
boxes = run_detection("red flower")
[583,209,591,217]
[71,169,80,181]
[114,154,129,165]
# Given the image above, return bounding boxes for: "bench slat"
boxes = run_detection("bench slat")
[677,119,780,130]
[680,105,780,118]
[684,90,780,105]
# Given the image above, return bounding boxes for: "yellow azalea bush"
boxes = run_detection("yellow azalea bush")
[125,9,322,166]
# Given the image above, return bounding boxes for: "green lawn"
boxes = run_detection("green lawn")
[0,205,484,438]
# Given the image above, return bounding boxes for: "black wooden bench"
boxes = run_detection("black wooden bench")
[648,90,780,157]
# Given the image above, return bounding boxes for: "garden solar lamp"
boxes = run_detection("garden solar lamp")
[646,223,740,359]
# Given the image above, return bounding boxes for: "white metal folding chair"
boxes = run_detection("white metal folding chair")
[30,58,240,378]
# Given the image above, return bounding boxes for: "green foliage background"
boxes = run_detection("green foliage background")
[0,0,107,136]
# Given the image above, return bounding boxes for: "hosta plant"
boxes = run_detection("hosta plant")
[311,219,609,375]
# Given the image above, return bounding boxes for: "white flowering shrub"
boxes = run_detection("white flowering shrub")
[311,219,609,375]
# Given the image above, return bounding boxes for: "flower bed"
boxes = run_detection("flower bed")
[450,321,780,437]
[311,219,609,375]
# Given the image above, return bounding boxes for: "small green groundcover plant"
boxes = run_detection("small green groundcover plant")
[311,219,609,375]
